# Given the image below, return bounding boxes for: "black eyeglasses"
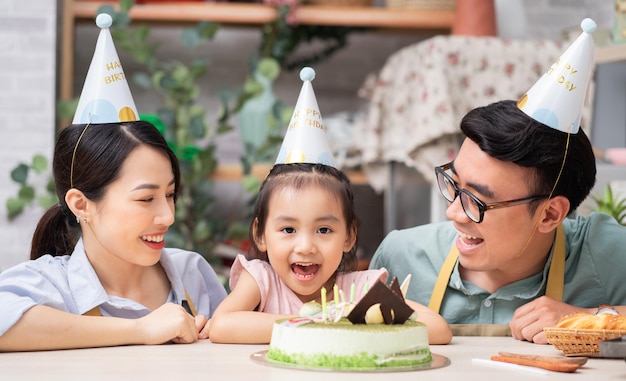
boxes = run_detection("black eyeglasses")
[434,162,549,223]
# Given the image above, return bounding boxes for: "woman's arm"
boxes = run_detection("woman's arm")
[0,303,200,352]
[406,300,453,345]
[207,269,295,344]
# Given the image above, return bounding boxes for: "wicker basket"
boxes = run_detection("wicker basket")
[386,0,455,10]
[304,0,372,6]
[544,328,626,356]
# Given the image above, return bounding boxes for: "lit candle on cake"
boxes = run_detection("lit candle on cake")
[333,284,339,304]
[321,287,327,320]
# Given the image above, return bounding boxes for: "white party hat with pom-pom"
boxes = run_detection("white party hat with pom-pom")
[72,13,138,124]
[517,18,596,134]
[275,67,335,167]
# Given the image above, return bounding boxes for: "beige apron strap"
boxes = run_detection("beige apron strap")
[449,324,511,337]
[83,306,102,316]
[545,224,565,301]
[428,224,566,329]
[81,288,197,317]
[184,288,198,317]
[428,245,459,313]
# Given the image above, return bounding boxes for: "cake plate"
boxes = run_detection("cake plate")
[250,350,450,373]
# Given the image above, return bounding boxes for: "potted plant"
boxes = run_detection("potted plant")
[591,184,626,225]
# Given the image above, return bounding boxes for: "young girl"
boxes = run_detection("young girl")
[207,163,452,344]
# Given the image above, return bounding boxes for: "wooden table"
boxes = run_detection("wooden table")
[1,336,624,380]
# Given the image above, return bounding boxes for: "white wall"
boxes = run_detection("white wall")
[0,0,57,271]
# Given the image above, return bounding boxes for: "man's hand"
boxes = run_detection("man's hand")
[509,296,594,343]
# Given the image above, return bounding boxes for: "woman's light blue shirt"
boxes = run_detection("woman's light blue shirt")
[0,239,227,335]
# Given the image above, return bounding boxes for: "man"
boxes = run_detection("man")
[369,19,626,343]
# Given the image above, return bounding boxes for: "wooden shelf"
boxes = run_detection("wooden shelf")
[61,0,454,110]
[62,1,450,189]
[596,44,626,64]
[72,2,455,30]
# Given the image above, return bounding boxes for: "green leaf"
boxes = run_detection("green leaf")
[197,21,220,40]
[37,194,58,210]
[242,175,262,194]
[10,164,29,184]
[119,0,135,14]
[18,185,36,202]
[591,184,626,225]
[133,72,153,89]
[46,178,56,194]
[96,4,116,20]
[189,57,209,78]
[243,78,263,96]
[187,115,206,139]
[257,57,280,81]
[197,149,218,176]
[181,27,201,49]
[56,98,79,119]
[181,146,202,161]
[216,123,234,134]
[31,155,48,173]
[152,71,167,92]
[192,219,212,242]
[6,197,25,220]
[277,103,294,125]
[134,25,150,43]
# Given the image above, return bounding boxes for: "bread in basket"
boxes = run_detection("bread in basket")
[545,310,626,356]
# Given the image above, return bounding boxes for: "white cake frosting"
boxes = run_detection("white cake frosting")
[267,317,431,369]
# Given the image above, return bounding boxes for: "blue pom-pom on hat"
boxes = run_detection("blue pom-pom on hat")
[300,67,315,82]
[96,13,112,29]
[580,18,596,34]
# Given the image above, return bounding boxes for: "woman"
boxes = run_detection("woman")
[0,121,227,351]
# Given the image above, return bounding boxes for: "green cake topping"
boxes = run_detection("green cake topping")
[267,347,432,369]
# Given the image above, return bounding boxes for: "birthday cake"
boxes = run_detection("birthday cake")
[266,279,432,369]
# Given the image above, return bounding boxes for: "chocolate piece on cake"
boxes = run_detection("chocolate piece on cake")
[347,278,415,324]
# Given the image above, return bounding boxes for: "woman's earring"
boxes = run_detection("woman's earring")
[83,217,88,224]
[76,215,80,224]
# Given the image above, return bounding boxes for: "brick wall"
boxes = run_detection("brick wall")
[0,0,56,271]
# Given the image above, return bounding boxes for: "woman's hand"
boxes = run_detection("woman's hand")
[137,303,201,344]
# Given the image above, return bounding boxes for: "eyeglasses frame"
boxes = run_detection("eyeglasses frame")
[434,162,550,223]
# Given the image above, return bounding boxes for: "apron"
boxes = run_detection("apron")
[83,288,198,317]
[428,224,565,336]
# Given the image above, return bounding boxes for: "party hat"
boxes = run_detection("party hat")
[517,18,596,134]
[72,13,138,124]
[275,67,335,167]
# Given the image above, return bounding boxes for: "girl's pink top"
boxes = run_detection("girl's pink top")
[229,254,388,314]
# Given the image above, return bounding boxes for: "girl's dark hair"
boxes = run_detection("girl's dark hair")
[460,100,596,214]
[249,163,359,273]
[30,121,180,259]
